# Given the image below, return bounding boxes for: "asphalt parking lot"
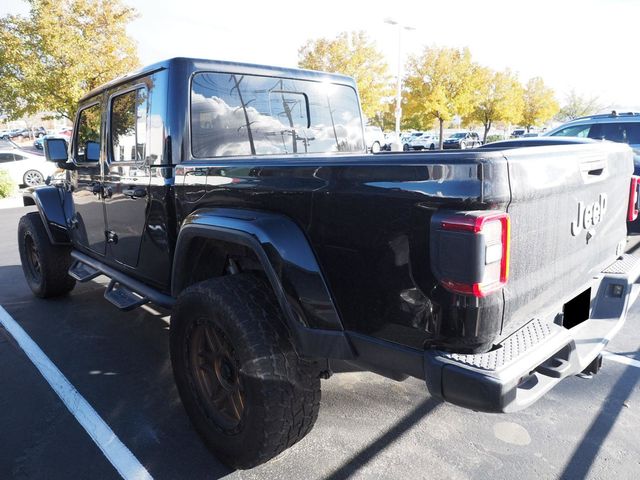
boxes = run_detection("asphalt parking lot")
[1,205,639,480]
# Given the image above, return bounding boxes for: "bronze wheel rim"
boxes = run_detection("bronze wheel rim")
[24,234,42,283]
[188,320,245,431]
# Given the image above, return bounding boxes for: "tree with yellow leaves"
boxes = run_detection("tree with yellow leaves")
[298,31,391,124]
[0,0,139,121]
[468,68,523,143]
[403,47,479,149]
[520,77,559,132]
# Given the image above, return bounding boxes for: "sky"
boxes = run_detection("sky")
[1,0,639,110]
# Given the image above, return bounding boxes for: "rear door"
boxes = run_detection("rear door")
[502,143,631,332]
[102,85,151,268]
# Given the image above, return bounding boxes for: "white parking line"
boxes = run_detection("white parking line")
[603,351,640,369]
[0,306,153,480]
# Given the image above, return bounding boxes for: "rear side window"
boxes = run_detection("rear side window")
[110,88,148,163]
[190,72,364,158]
[588,122,640,145]
[75,103,102,163]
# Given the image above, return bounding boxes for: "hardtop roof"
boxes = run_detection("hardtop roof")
[79,57,357,103]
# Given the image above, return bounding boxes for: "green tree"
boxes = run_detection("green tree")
[467,67,523,143]
[404,46,479,149]
[520,77,559,131]
[298,31,391,122]
[557,89,603,121]
[0,0,139,121]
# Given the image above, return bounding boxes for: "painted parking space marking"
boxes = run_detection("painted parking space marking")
[603,351,640,369]
[0,305,153,480]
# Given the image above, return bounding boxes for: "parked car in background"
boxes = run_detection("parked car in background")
[381,132,399,151]
[0,148,57,187]
[364,125,385,153]
[402,131,425,151]
[442,131,482,149]
[409,134,439,150]
[544,111,640,166]
[1,129,23,140]
[510,128,526,138]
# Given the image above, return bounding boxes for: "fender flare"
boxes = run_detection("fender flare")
[23,186,73,245]
[171,208,355,360]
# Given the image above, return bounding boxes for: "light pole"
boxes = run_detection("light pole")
[384,18,414,151]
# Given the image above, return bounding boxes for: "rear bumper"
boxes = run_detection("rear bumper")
[424,254,640,413]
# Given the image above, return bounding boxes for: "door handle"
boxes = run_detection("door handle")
[123,187,147,199]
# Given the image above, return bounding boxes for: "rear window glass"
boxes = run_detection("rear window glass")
[191,72,364,158]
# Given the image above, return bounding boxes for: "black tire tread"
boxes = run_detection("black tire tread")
[18,212,75,298]
[170,274,320,469]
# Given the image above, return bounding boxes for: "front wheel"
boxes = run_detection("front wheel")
[18,212,76,298]
[429,143,435,150]
[371,141,381,154]
[170,274,321,469]
[23,170,45,187]
[460,142,467,150]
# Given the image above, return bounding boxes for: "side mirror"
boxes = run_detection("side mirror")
[44,138,68,162]
[85,141,100,162]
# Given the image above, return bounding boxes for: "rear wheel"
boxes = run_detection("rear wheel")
[170,274,321,469]
[18,212,76,298]
[23,170,44,187]
[371,141,381,153]
[429,143,435,150]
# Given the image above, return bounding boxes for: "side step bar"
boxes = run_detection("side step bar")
[69,250,175,310]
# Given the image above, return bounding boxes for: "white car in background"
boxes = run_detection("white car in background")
[409,134,439,150]
[365,126,385,153]
[0,148,57,187]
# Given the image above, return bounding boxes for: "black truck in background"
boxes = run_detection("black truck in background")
[18,58,640,469]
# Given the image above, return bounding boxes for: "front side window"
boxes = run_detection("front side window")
[550,124,591,138]
[0,153,14,163]
[75,102,102,162]
[191,72,364,158]
[110,88,148,163]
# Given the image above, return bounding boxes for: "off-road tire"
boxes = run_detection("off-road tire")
[18,212,76,298]
[170,274,321,469]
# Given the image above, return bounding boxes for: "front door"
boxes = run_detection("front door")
[70,101,106,256]
[102,86,151,268]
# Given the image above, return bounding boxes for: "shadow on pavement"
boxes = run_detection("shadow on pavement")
[560,349,640,479]
[324,397,441,480]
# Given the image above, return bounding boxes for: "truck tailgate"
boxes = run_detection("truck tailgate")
[502,142,633,335]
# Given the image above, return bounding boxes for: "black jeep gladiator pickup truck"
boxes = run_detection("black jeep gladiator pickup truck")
[18,57,640,469]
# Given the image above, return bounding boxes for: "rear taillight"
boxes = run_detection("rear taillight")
[628,176,640,222]
[431,211,510,298]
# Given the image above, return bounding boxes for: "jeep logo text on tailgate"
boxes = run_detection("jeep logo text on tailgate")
[571,193,607,236]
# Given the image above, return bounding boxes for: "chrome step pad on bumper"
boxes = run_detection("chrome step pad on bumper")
[424,254,640,413]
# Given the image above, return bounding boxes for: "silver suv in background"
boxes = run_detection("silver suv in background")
[545,111,640,170]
